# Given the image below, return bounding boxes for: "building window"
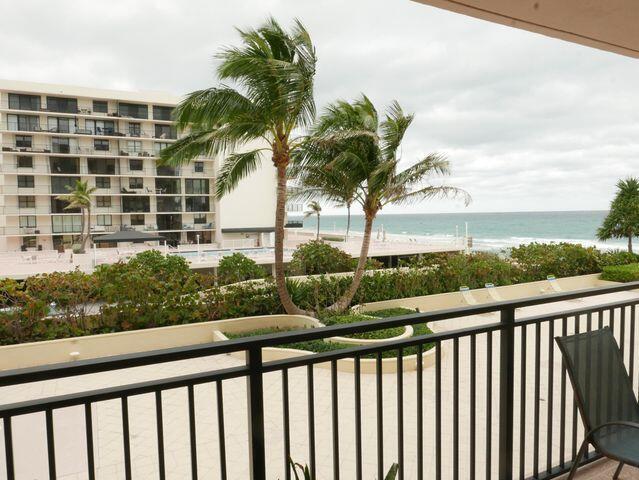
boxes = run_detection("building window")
[194,161,204,173]
[19,215,37,228]
[52,137,70,154]
[154,124,176,139]
[22,236,37,248]
[96,196,111,208]
[130,214,145,226]
[93,100,108,113]
[51,176,80,194]
[153,105,173,121]
[119,102,148,119]
[153,142,170,155]
[128,123,141,137]
[97,215,112,226]
[86,119,115,135]
[194,214,207,224]
[15,135,32,148]
[17,175,34,188]
[8,93,41,111]
[186,196,210,212]
[185,178,209,194]
[51,198,79,214]
[19,196,36,208]
[17,156,33,168]
[52,215,82,233]
[129,177,143,189]
[96,177,111,189]
[129,159,143,171]
[122,196,150,213]
[87,158,117,175]
[7,114,39,131]
[47,117,73,133]
[94,139,110,151]
[127,140,142,153]
[50,157,79,174]
[46,96,78,114]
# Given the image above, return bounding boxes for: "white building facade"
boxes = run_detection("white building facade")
[0,80,277,252]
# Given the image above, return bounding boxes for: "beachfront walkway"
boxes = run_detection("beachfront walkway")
[2,290,639,479]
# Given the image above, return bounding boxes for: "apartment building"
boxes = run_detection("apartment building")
[0,80,277,252]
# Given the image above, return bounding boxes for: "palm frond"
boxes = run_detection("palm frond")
[215,149,265,198]
[380,100,414,160]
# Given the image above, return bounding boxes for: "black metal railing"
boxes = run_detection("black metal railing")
[2,281,639,479]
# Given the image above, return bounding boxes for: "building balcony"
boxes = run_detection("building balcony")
[1,205,51,215]
[1,142,159,158]
[0,122,178,142]
[0,225,54,235]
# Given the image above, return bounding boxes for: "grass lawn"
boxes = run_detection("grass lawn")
[224,307,434,358]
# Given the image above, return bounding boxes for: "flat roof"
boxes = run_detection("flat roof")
[0,79,181,105]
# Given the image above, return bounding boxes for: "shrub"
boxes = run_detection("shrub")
[509,242,602,281]
[217,253,267,285]
[598,250,639,267]
[288,240,354,275]
[601,263,639,283]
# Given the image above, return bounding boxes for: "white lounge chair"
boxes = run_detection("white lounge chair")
[543,275,583,302]
[485,283,504,302]
[460,286,479,305]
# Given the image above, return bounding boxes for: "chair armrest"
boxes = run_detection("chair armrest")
[588,421,639,440]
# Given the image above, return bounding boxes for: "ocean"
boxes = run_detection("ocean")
[291,210,627,252]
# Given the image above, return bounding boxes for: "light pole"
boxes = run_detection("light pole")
[196,234,201,261]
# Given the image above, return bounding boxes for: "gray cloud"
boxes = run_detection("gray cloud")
[1,0,638,213]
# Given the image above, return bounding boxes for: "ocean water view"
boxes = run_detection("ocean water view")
[293,210,627,251]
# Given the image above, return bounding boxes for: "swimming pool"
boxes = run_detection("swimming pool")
[176,247,293,260]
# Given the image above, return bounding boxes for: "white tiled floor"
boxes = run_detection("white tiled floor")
[2,290,639,479]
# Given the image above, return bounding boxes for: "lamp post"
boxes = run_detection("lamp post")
[196,234,201,261]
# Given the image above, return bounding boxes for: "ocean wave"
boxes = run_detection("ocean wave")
[472,236,625,251]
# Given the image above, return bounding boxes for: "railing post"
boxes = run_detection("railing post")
[246,347,266,480]
[498,307,515,480]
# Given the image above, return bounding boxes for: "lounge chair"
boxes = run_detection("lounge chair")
[544,275,583,302]
[459,286,479,306]
[485,283,504,302]
[556,327,639,479]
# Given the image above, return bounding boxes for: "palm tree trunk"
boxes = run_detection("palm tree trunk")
[81,206,90,252]
[78,208,85,249]
[629,235,633,253]
[329,211,374,312]
[346,203,351,239]
[316,213,320,240]
[274,164,306,315]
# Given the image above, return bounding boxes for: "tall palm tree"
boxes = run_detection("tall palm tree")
[56,180,96,253]
[159,17,316,315]
[296,96,471,311]
[597,177,639,252]
[304,201,322,239]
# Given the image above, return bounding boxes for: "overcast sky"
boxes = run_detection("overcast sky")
[2,0,638,214]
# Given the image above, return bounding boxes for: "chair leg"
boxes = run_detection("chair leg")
[613,461,624,479]
[567,438,590,479]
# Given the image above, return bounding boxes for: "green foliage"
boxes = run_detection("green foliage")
[509,242,602,281]
[597,178,639,251]
[601,263,639,283]
[287,459,399,480]
[217,252,267,285]
[321,313,405,339]
[288,240,355,275]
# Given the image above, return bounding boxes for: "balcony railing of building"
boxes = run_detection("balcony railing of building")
[2,282,639,479]
[1,143,160,158]
[0,122,178,141]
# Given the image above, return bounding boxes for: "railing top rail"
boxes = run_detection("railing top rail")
[1,279,639,387]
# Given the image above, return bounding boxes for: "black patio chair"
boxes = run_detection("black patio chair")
[556,327,639,479]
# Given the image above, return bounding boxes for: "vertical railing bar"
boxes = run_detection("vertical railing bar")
[188,384,199,480]
[155,391,166,480]
[121,397,132,480]
[598,308,603,329]
[470,335,476,480]
[620,306,626,358]
[546,319,555,473]
[3,417,15,480]
[355,355,362,480]
[453,338,459,480]
[417,343,424,480]
[330,361,340,480]
[571,316,581,461]
[282,368,291,480]
[486,332,493,480]
[533,322,541,478]
[45,408,56,480]
[630,305,636,394]
[498,307,515,480]
[610,307,616,336]
[376,352,384,480]
[246,347,266,480]
[216,382,228,480]
[436,342,442,480]
[397,348,405,480]
[307,365,316,479]
[84,403,95,480]
[585,312,593,458]
[559,317,567,469]
[519,325,527,480]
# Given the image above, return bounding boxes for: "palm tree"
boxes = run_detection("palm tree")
[296,95,471,311]
[597,177,639,252]
[56,180,96,253]
[159,17,316,315]
[304,201,322,239]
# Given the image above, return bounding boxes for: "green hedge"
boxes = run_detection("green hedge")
[1,244,636,346]
[601,263,639,283]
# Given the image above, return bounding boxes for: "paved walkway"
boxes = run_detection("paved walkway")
[1,290,639,479]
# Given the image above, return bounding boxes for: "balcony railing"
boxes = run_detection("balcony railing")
[0,225,54,235]
[0,122,178,141]
[1,206,51,215]
[1,143,160,158]
[0,102,175,123]
[1,282,639,478]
